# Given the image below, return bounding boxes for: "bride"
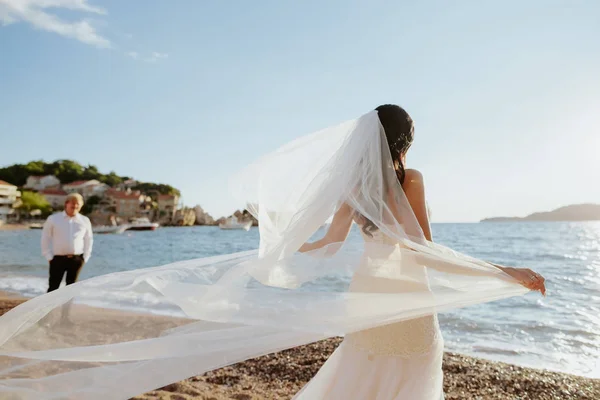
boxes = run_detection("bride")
[294,104,546,399]
[0,104,545,400]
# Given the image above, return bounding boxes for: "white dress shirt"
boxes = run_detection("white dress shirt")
[41,211,93,263]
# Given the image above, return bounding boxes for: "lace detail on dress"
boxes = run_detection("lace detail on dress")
[344,315,440,358]
[343,226,442,358]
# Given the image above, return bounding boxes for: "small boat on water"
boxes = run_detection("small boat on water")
[29,223,43,229]
[126,217,159,231]
[219,216,252,231]
[93,225,128,234]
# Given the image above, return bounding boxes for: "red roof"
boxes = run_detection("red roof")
[40,188,68,195]
[0,180,16,187]
[158,194,177,200]
[63,180,92,187]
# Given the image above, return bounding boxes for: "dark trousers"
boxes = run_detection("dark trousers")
[48,255,84,292]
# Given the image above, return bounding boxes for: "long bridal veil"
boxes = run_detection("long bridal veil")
[0,111,528,399]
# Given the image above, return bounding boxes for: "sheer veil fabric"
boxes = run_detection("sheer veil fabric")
[0,110,528,399]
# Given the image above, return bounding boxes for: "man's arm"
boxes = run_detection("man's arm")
[83,218,93,263]
[41,217,54,262]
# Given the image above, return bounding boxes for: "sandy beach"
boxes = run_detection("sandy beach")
[0,293,597,399]
[0,223,29,231]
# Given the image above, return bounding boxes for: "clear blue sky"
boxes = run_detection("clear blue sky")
[1,0,599,222]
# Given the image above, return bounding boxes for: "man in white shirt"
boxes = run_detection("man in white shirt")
[41,193,93,292]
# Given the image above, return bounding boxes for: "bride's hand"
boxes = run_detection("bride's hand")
[500,267,546,296]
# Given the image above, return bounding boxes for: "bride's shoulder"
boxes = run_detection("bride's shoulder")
[404,169,424,185]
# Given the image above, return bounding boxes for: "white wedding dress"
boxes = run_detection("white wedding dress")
[294,229,444,400]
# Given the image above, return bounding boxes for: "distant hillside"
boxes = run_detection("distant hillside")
[481,204,600,222]
[0,160,180,196]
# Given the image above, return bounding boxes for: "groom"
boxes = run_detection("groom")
[41,193,94,292]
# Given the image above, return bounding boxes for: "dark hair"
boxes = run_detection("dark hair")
[357,104,415,236]
[375,104,415,185]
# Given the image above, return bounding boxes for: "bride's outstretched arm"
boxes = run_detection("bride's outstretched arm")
[491,263,546,296]
[406,248,544,293]
[298,203,353,253]
[399,169,546,295]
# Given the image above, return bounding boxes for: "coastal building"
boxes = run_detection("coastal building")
[0,180,21,224]
[158,194,179,221]
[23,175,60,191]
[63,180,107,199]
[116,179,138,191]
[105,189,145,219]
[137,195,155,220]
[39,188,68,209]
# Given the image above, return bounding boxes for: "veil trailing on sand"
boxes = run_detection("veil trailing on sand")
[0,111,528,399]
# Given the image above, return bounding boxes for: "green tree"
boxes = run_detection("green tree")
[100,171,123,187]
[0,160,181,200]
[82,164,101,181]
[133,183,180,198]
[25,161,45,176]
[81,195,101,215]
[18,191,52,215]
[0,162,44,186]
[49,159,85,183]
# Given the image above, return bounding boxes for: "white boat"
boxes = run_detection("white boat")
[219,216,252,231]
[93,225,128,234]
[126,217,159,231]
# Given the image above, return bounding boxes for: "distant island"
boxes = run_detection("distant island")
[481,203,600,222]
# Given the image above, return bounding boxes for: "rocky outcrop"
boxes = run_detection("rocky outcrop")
[232,209,258,226]
[193,207,258,227]
[194,206,216,226]
[214,217,226,226]
[173,207,196,226]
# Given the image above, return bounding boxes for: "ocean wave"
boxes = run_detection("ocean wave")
[471,345,524,356]
[0,274,47,297]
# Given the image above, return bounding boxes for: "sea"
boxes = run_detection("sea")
[0,222,599,379]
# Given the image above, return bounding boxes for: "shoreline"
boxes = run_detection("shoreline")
[0,295,597,399]
[0,223,29,231]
